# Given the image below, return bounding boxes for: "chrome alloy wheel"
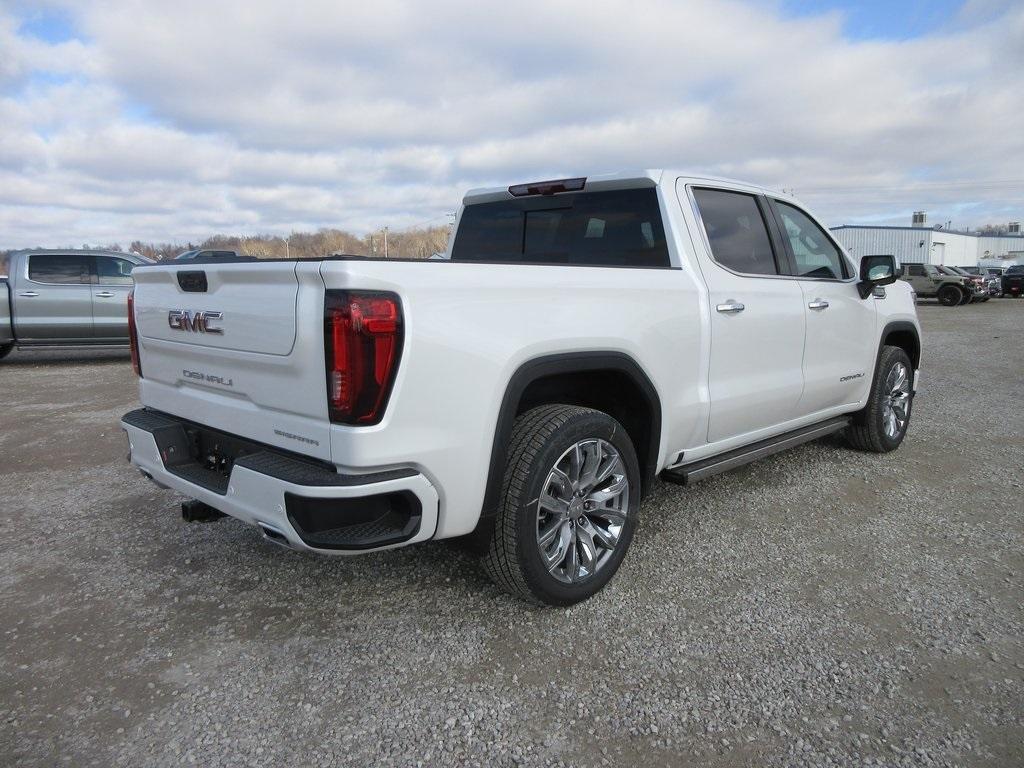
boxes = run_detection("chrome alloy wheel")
[536,439,629,584]
[883,362,911,439]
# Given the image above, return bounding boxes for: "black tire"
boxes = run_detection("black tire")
[0,343,13,360]
[482,404,640,606]
[846,346,913,453]
[958,288,973,305]
[937,285,961,306]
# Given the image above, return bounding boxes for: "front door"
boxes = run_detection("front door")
[14,253,94,341]
[92,255,137,341]
[768,199,877,414]
[685,185,806,444]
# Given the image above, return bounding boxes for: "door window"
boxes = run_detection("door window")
[28,254,91,284]
[774,202,849,280]
[692,188,778,275]
[95,256,135,285]
[906,264,925,277]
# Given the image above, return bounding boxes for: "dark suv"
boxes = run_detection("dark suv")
[1002,265,1024,298]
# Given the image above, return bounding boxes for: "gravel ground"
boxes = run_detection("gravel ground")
[2,300,1022,767]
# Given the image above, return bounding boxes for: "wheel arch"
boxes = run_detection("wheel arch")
[880,321,921,372]
[475,352,662,535]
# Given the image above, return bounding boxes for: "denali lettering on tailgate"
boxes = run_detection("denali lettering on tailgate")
[183,369,233,387]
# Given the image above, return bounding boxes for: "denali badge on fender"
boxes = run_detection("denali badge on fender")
[168,309,223,334]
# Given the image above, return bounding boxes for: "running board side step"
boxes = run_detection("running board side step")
[660,416,851,486]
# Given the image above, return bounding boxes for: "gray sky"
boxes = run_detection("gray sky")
[1,0,1022,248]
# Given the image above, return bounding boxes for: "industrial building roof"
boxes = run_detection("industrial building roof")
[830,225,1022,239]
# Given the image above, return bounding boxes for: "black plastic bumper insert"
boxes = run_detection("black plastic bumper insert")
[284,491,421,550]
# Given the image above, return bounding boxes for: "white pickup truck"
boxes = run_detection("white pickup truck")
[122,171,921,605]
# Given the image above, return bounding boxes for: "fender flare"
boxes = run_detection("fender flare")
[477,351,662,527]
[877,320,921,391]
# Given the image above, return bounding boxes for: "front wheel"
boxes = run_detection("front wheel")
[482,404,640,606]
[845,346,913,453]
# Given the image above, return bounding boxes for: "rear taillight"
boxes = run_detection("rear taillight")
[324,291,403,425]
[127,288,142,378]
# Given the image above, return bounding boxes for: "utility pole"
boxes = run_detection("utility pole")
[383,226,389,259]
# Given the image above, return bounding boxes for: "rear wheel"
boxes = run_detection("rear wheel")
[846,346,913,453]
[482,404,640,606]
[937,285,962,306]
[0,343,13,360]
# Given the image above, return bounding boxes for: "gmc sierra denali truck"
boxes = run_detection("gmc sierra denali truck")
[121,171,921,606]
[1,249,153,359]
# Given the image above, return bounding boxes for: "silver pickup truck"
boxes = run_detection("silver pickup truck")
[1,249,153,359]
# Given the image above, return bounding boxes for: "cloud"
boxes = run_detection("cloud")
[0,0,1022,247]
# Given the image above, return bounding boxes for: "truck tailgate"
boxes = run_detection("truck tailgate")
[131,261,332,461]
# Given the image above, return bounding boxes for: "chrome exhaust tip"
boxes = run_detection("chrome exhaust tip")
[258,523,293,549]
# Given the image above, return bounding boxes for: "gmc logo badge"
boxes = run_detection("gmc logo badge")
[168,309,224,334]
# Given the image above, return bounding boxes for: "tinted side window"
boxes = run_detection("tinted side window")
[692,188,778,275]
[906,264,925,276]
[28,254,90,284]
[774,202,848,279]
[95,256,135,285]
[450,188,669,267]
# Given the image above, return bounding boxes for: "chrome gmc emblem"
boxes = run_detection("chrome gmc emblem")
[168,309,224,334]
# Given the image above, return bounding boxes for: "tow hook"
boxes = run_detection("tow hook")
[181,499,226,523]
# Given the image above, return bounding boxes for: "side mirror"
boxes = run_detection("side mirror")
[858,254,897,298]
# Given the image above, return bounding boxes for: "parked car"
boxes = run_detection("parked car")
[1,249,153,359]
[984,267,1008,297]
[944,266,990,301]
[173,248,255,262]
[1002,265,1024,297]
[966,268,1007,296]
[121,171,921,606]
[900,263,974,306]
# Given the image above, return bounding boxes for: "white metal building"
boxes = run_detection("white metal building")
[831,225,1024,267]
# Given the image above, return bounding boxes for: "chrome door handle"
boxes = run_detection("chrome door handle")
[716,301,745,314]
[808,299,830,310]
[94,291,115,298]
[18,291,39,297]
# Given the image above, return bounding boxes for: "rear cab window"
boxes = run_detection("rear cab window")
[450,188,670,267]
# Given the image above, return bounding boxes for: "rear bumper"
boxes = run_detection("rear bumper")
[121,408,439,554]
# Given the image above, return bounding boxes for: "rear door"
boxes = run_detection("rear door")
[767,199,876,414]
[15,254,94,341]
[686,185,806,443]
[92,255,137,341]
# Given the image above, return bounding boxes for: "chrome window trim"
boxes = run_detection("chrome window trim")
[684,182,857,284]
